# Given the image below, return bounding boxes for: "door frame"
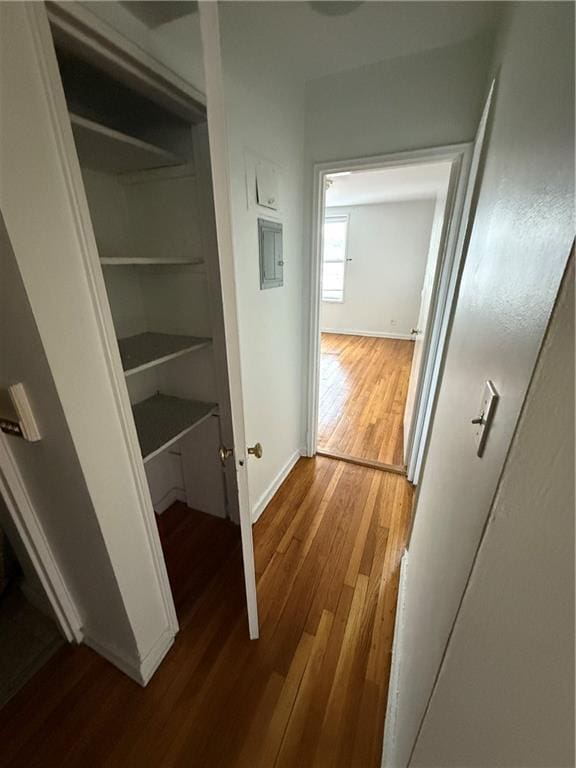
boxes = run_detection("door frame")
[305,143,473,480]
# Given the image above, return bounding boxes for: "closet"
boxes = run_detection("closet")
[50,19,240,570]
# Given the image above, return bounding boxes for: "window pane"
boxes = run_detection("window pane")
[322,217,347,301]
[322,261,344,301]
[323,219,347,263]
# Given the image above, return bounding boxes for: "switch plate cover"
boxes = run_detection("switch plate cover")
[475,380,498,457]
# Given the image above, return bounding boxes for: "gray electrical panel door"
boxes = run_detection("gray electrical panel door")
[258,218,283,289]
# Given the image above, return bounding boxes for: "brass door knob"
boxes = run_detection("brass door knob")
[247,442,263,459]
[219,446,233,464]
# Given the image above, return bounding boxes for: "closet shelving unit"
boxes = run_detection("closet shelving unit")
[69,112,185,174]
[119,333,211,378]
[54,44,231,518]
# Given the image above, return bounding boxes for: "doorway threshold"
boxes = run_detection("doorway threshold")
[316,449,407,476]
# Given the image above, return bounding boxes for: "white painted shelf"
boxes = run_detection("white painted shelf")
[132,394,217,463]
[100,256,205,267]
[119,332,211,377]
[70,113,184,174]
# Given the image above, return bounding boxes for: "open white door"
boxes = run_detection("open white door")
[405,81,495,484]
[199,3,259,638]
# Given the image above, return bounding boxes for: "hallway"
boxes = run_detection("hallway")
[0,457,413,767]
[318,333,414,467]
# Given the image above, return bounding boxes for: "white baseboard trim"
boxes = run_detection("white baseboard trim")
[83,626,174,687]
[139,627,175,685]
[153,487,186,514]
[321,328,414,341]
[382,549,409,768]
[251,449,301,524]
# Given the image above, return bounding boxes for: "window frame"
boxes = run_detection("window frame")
[321,213,350,303]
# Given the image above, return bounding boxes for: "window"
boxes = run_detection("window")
[321,216,348,302]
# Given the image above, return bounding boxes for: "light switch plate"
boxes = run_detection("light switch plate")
[0,383,41,442]
[474,380,498,457]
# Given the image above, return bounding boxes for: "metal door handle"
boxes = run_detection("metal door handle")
[247,442,263,459]
[219,446,233,464]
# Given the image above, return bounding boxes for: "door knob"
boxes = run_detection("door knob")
[410,328,421,335]
[247,442,263,459]
[219,445,233,464]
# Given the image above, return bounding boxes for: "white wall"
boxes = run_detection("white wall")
[388,3,575,765]
[218,3,307,516]
[320,200,435,338]
[305,33,496,165]
[412,255,574,767]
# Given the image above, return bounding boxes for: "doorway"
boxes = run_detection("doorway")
[307,145,474,482]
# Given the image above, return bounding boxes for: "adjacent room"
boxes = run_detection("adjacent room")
[317,162,451,469]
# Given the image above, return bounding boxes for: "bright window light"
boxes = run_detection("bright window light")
[321,216,348,302]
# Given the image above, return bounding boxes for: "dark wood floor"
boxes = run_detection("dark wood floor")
[0,457,413,767]
[318,334,414,467]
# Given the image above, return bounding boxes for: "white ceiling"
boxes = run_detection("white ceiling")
[325,162,452,207]
[220,1,503,83]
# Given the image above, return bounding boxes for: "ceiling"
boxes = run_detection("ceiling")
[325,162,452,207]
[220,1,503,83]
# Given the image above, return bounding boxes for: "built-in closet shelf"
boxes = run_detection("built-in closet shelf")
[69,113,185,174]
[100,257,205,267]
[119,333,211,377]
[132,394,218,463]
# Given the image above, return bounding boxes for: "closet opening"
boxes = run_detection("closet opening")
[50,19,242,624]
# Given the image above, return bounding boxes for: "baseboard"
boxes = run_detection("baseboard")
[321,328,414,341]
[153,487,186,514]
[138,627,175,685]
[381,549,409,768]
[251,449,301,524]
[83,626,174,687]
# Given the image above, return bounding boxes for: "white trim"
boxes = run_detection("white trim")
[0,436,83,643]
[84,626,174,687]
[381,549,409,768]
[251,450,301,524]
[306,143,472,469]
[28,3,179,637]
[153,487,186,515]
[321,328,414,341]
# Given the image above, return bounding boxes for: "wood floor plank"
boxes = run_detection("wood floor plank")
[318,333,413,466]
[0,454,413,768]
[275,609,334,768]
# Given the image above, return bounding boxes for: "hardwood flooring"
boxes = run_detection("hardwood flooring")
[318,333,414,468]
[0,457,413,767]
